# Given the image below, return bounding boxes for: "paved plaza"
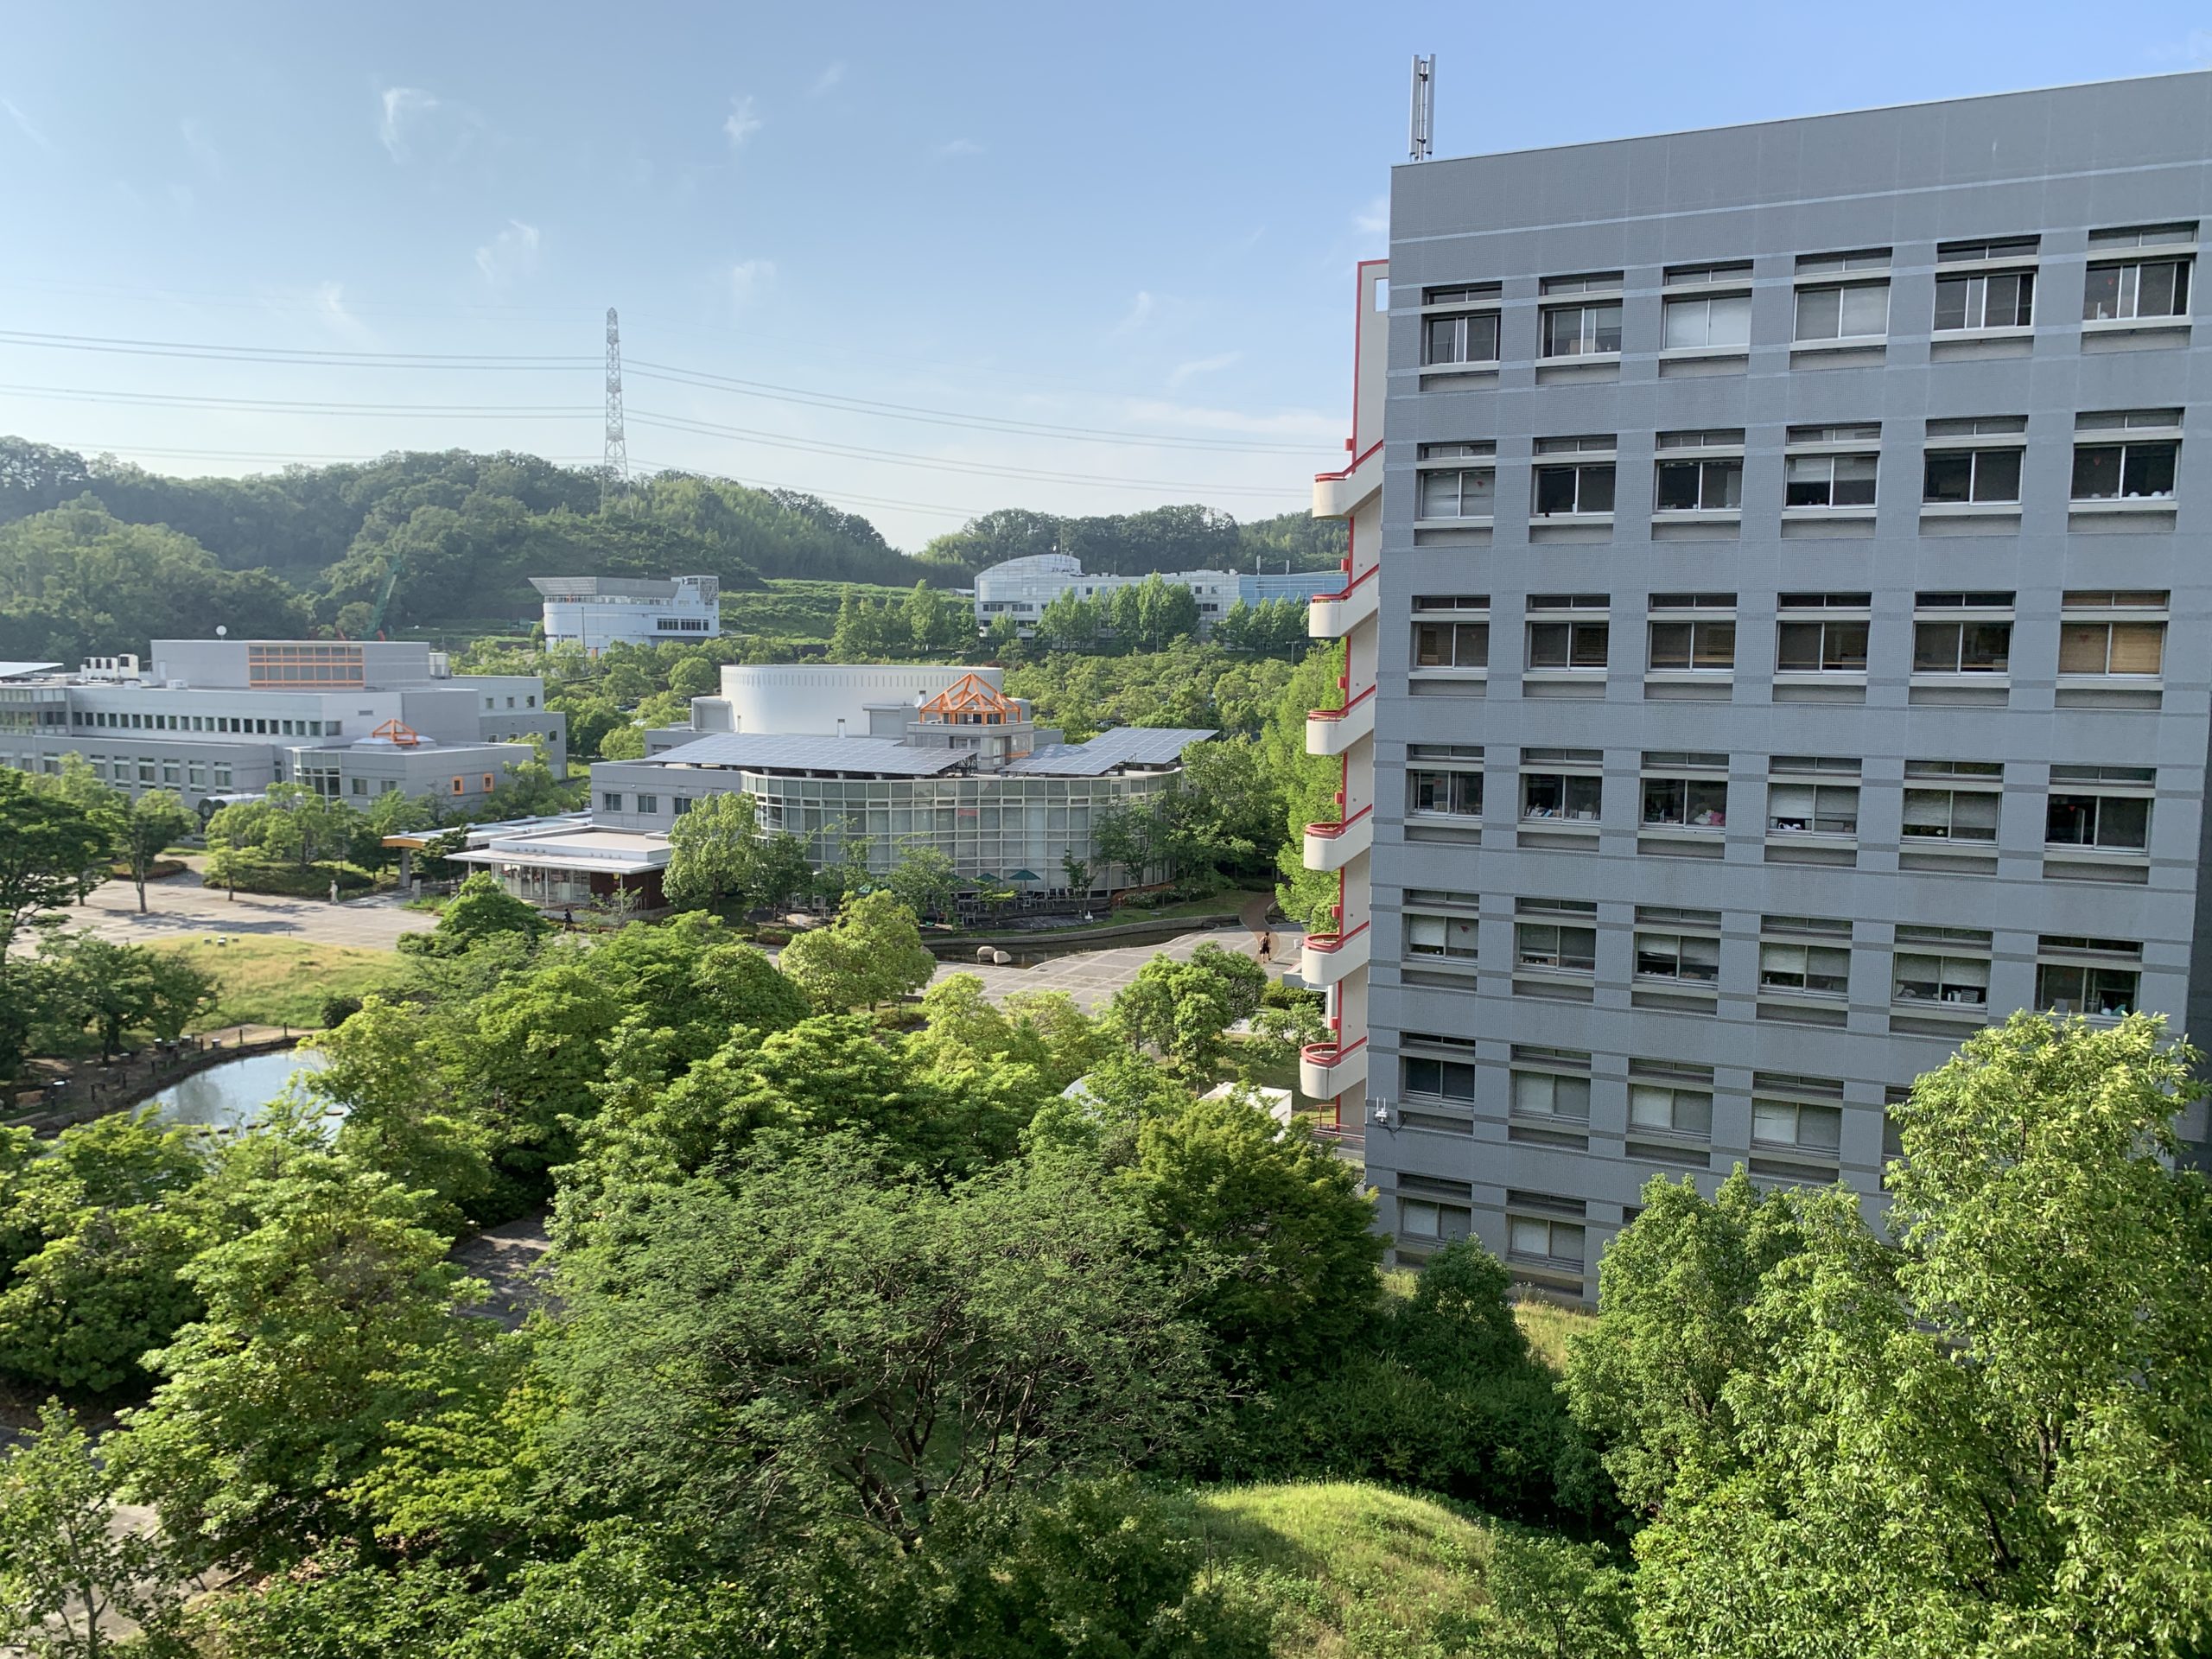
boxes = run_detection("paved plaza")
[57,866,434,951]
[54,867,1298,1010]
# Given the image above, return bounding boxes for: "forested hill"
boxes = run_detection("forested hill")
[0,436,1339,659]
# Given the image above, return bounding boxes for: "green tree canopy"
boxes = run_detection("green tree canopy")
[401,871,549,957]
[778,891,937,1012]
[544,1136,1215,1553]
[1592,1013,2212,1657]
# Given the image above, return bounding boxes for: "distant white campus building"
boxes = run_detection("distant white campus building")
[0,639,565,811]
[971,554,1336,636]
[531,575,721,654]
[454,662,1213,908]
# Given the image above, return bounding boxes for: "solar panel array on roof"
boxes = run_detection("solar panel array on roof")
[645,734,972,776]
[1001,727,1215,776]
[0,663,61,680]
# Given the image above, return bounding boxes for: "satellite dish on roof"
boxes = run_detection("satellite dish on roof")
[215,625,227,638]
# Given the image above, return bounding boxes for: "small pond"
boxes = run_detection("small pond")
[144,1048,334,1133]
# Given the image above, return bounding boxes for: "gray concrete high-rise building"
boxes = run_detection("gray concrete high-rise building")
[1305,71,2212,1300]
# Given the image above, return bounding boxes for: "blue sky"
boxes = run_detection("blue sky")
[2,2,2208,552]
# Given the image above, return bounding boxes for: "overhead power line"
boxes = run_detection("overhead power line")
[0,328,1328,458]
[627,361,1324,455]
[0,384,594,417]
[0,328,594,369]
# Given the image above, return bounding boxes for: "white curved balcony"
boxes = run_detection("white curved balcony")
[1313,440,1382,520]
[1309,567,1380,639]
[1300,921,1371,988]
[1306,686,1376,756]
[1303,806,1373,872]
[1300,1035,1369,1098]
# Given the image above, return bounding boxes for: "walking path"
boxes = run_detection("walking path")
[56,866,430,951]
[50,868,1299,1014]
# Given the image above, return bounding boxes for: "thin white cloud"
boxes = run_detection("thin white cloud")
[934,137,984,160]
[1353,194,1389,236]
[2152,29,2212,63]
[475,219,541,288]
[1167,352,1242,391]
[2,97,52,152]
[810,62,846,97]
[1114,290,1157,335]
[724,95,764,150]
[730,257,777,308]
[180,117,220,177]
[313,281,373,345]
[378,86,437,161]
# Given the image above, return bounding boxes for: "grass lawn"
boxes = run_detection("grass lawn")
[154,938,404,1032]
[1174,1481,1491,1657]
[1115,887,1272,924]
[1512,1298,1599,1374]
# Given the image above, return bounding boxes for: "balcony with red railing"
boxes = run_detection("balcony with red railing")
[1306,683,1376,755]
[1308,560,1380,639]
[1299,1033,1369,1097]
[1300,918,1370,987]
[1313,437,1383,520]
[1303,804,1373,872]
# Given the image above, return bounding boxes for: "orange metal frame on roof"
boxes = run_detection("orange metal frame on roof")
[916,673,1020,726]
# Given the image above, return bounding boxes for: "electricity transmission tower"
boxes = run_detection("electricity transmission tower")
[602,306,629,511]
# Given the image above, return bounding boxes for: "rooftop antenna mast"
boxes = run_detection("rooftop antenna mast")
[1408,54,1436,162]
[602,306,629,512]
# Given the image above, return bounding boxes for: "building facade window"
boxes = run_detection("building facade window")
[1507,1215,1586,1270]
[2058,591,2166,677]
[1654,430,1745,512]
[1935,262,2035,331]
[1413,620,1489,670]
[1540,272,1624,357]
[1751,1086,1844,1160]
[1784,423,1881,506]
[2035,937,2142,1016]
[1398,1196,1473,1246]
[2083,223,2195,321]
[1405,889,1480,962]
[1521,748,1603,823]
[1526,596,1610,671]
[1407,745,1484,817]
[1510,1050,1592,1125]
[1629,1061,1716,1154]
[2072,410,2180,500]
[1923,417,2026,504]
[1912,592,2015,675]
[1892,925,1993,1010]
[1416,442,1497,517]
[1640,753,1729,829]
[1421,284,1503,366]
[1516,899,1599,973]
[1902,760,2003,843]
[1402,1052,1476,1103]
[2045,766,2152,852]
[1795,249,1891,340]
[1646,594,1736,672]
[1766,755,1859,835]
[1662,262,1753,349]
[1532,435,1618,516]
[1634,906,1722,984]
[1758,915,1853,997]
[1776,594,1872,673]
